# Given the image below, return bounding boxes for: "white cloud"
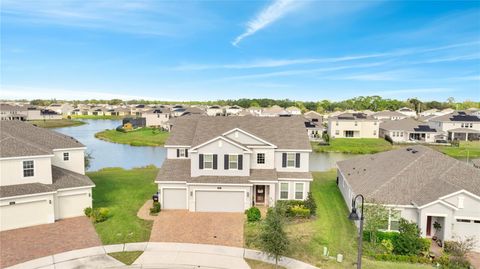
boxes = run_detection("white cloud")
[232,0,302,46]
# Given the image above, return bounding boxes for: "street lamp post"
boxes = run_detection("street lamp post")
[348,194,365,269]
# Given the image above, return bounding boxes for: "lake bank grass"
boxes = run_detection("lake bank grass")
[29,119,86,128]
[70,115,124,120]
[95,128,170,146]
[311,138,394,154]
[429,141,480,159]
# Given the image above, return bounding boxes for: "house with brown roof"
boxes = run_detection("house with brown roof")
[427,111,480,141]
[0,121,94,231]
[156,116,312,212]
[379,118,443,143]
[337,146,480,251]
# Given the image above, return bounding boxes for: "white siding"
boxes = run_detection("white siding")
[250,148,275,169]
[52,149,85,175]
[55,188,92,219]
[0,193,55,231]
[0,157,53,186]
[274,152,309,172]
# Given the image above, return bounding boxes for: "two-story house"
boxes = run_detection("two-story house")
[141,108,171,128]
[0,121,94,231]
[372,110,408,122]
[155,116,312,212]
[427,111,480,141]
[327,113,379,138]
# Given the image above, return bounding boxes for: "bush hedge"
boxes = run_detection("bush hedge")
[290,205,310,218]
[245,207,261,222]
[84,207,110,223]
[276,199,315,218]
[374,254,431,264]
[150,202,161,214]
[363,231,399,243]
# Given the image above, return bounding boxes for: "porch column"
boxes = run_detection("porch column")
[465,132,468,141]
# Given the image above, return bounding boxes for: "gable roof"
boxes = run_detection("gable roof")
[337,146,480,206]
[166,116,311,150]
[329,113,376,121]
[380,118,437,132]
[0,121,84,158]
[429,111,480,122]
[373,110,407,118]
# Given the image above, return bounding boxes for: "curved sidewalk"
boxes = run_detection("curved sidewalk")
[6,242,319,269]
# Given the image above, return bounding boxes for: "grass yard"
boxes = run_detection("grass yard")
[245,170,432,269]
[95,128,170,146]
[87,166,158,244]
[108,251,143,265]
[245,259,286,269]
[71,115,124,120]
[312,138,394,154]
[430,141,480,159]
[28,119,86,128]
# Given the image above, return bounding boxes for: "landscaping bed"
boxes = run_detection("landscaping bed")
[311,138,394,154]
[95,128,170,146]
[87,166,158,244]
[29,119,85,128]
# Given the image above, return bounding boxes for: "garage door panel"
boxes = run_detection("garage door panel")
[195,191,244,212]
[58,193,90,219]
[454,221,480,251]
[163,189,187,209]
[1,200,52,231]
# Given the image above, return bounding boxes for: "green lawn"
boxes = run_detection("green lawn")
[312,138,394,154]
[245,259,286,269]
[245,171,432,269]
[28,119,86,128]
[108,251,143,265]
[87,166,158,244]
[70,115,124,120]
[430,141,480,159]
[95,128,170,146]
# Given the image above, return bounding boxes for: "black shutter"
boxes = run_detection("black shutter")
[213,154,218,170]
[224,154,229,170]
[185,149,188,158]
[177,149,180,158]
[295,153,301,168]
[282,153,287,168]
[238,155,243,170]
[199,154,204,169]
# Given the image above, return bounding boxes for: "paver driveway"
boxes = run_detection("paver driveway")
[0,216,101,268]
[150,210,244,247]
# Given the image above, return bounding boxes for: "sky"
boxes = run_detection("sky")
[1,0,480,102]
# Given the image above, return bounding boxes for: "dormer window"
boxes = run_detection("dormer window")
[23,160,34,177]
[63,152,69,161]
[177,148,188,158]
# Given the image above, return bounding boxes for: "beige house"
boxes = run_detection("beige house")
[0,121,94,231]
[142,108,171,128]
[337,146,480,251]
[304,111,324,141]
[372,110,408,122]
[46,103,74,115]
[206,105,224,116]
[156,116,312,212]
[328,113,379,138]
[379,118,442,143]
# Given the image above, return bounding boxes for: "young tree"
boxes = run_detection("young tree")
[259,208,290,268]
[393,219,423,255]
[84,151,94,170]
[363,203,389,244]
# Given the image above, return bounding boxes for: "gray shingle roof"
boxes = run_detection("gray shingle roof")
[0,120,84,158]
[337,145,480,206]
[166,115,311,150]
[373,111,406,117]
[430,111,480,122]
[156,159,312,184]
[380,118,437,132]
[0,183,55,198]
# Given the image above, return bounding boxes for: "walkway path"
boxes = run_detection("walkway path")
[6,242,319,269]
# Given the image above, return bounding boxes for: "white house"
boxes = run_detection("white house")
[286,106,302,115]
[206,105,224,116]
[156,116,312,212]
[46,103,74,115]
[372,110,408,122]
[304,111,324,141]
[0,121,94,231]
[328,113,379,138]
[141,108,171,128]
[396,107,417,118]
[427,111,480,141]
[379,118,442,143]
[337,146,480,251]
[225,105,243,116]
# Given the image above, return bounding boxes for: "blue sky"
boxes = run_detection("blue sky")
[1,0,479,101]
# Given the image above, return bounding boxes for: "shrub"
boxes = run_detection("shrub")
[381,239,394,254]
[275,200,313,218]
[438,253,471,269]
[393,219,423,256]
[87,207,110,223]
[150,202,161,215]
[363,230,399,243]
[84,207,92,217]
[444,236,477,257]
[374,254,431,264]
[303,192,317,216]
[290,205,310,218]
[245,207,261,222]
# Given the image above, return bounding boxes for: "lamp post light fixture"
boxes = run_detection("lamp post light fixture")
[348,194,365,269]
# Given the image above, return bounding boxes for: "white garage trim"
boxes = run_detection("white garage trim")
[0,197,51,206]
[454,216,480,221]
[187,183,252,186]
[194,189,246,212]
[57,186,95,192]
[0,191,56,201]
[161,187,188,209]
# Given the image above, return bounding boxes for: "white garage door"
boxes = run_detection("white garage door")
[454,219,480,251]
[0,200,51,231]
[195,191,244,212]
[57,193,90,219]
[163,188,187,209]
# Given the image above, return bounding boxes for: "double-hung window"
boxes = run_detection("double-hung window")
[63,152,69,161]
[204,154,213,169]
[295,183,304,199]
[229,155,238,169]
[389,209,401,231]
[286,153,296,167]
[280,183,289,199]
[179,149,186,158]
[257,153,265,164]
[23,160,34,177]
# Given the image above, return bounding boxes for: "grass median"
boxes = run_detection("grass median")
[95,128,170,146]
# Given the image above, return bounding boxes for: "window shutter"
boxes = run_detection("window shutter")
[177,149,180,158]
[238,155,243,170]
[282,153,287,168]
[199,154,204,169]
[295,153,301,168]
[185,149,188,158]
[224,154,229,170]
[213,154,218,170]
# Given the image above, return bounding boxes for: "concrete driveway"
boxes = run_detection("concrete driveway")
[149,210,245,247]
[0,216,101,268]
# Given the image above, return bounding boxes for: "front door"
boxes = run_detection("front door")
[426,216,432,236]
[256,186,265,204]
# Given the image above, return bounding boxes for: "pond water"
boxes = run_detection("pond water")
[55,119,357,172]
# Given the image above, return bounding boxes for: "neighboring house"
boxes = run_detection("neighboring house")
[122,118,146,129]
[337,146,480,251]
[286,106,302,115]
[379,118,441,143]
[428,111,480,141]
[46,103,74,115]
[0,104,28,121]
[225,105,242,116]
[304,111,324,141]
[420,109,441,117]
[206,105,224,116]
[247,106,262,116]
[0,121,94,231]
[260,105,288,117]
[156,116,312,212]
[372,110,408,122]
[328,113,379,138]
[181,107,206,116]
[396,107,417,118]
[141,108,171,128]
